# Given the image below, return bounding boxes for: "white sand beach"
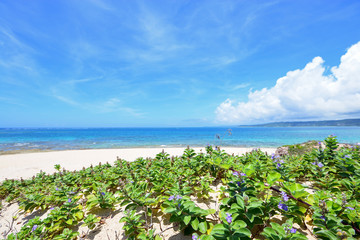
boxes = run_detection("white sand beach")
[0,147,276,182]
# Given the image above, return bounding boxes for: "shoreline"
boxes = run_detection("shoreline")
[0,144,279,155]
[0,147,277,182]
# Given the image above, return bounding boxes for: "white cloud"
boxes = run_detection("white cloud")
[215,41,360,124]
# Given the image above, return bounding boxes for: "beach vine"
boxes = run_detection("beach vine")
[0,136,359,239]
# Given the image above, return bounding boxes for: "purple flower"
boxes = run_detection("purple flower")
[280,191,289,202]
[271,154,275,160]
[317,162,324,168]
[67,198,71,203]
[346,207,355,210]
[290,228,297,234]
[168,195,175,201]
[192,235,198,240]
[32,224,38,232]
[276,163,281,169]
[318,142,322,145]
[344,155,350,158]
[101,192,105,196]
[278,201,288,211]
[311,162,316,165]
[56,187,59,191]
[175,195,182,200]
[233,171,239,176]
[320,216,326,221]
[240,172,246,176]
[225,213,232,224]
[50,207,54,210]
[130,181,134,183]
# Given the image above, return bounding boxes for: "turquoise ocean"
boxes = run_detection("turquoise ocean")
[0,127,360,152]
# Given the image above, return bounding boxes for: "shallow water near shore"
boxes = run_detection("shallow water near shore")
[0,127,360,152]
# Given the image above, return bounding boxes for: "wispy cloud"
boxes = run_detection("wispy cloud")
[88,0,114,11]
[0,26,37,73]
[121,3,190,64]
[100,97,144,117]
[189,56,238,69]
[0,96,26,107]
[63,77,102,86]
[52,94,80,106]
[50,78,145,118]
[233,83,250,90]
[52,92,145,118]
[0,27,31,50]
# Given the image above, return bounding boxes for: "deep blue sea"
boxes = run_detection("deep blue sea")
[0,127,360,152]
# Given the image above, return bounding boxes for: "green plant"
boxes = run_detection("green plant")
[83,214,101,230]
[163,195,215,235]
[2,137,360,239]
[261,220,307,240]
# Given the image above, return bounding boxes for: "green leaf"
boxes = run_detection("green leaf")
[65,219,73,225]
[220,163,231,169]
[137,233,147,240]
[191,218,199,230]
[230,203,242,210]
[211,223,228,236]
[232,220,247,229]
[248,206,263,216]
[261,227,280,240]
[234,227,251,237]
[221,198,230,205]
[164,207,176,214]
[244,164,255,176]
[236,195,244,209]
[267,171,281,185]
[207,209,216,215]
[183,215,191,225]
[270,222,286,237]
[200,235,215,240]
[245,212,254,223]
[285,182,309,199]
[155,235,163,240]
[289,234,308,240]
[315,230,339,240]
[75,211,84,221]
[198,221,207,233]
[247,201,262,209]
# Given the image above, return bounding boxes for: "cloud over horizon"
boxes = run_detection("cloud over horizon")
[216,41,360,124]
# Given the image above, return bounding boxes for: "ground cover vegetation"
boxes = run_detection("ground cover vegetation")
[0,136,359,239]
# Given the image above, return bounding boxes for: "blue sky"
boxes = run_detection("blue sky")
[1,0,360,127]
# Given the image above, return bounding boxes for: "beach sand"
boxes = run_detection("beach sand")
[0,147,282,240]
[0,147,276,182]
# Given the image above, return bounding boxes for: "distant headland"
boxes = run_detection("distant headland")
[241,118,360,127]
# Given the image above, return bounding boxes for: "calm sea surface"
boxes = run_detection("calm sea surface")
[0,127,360,152]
